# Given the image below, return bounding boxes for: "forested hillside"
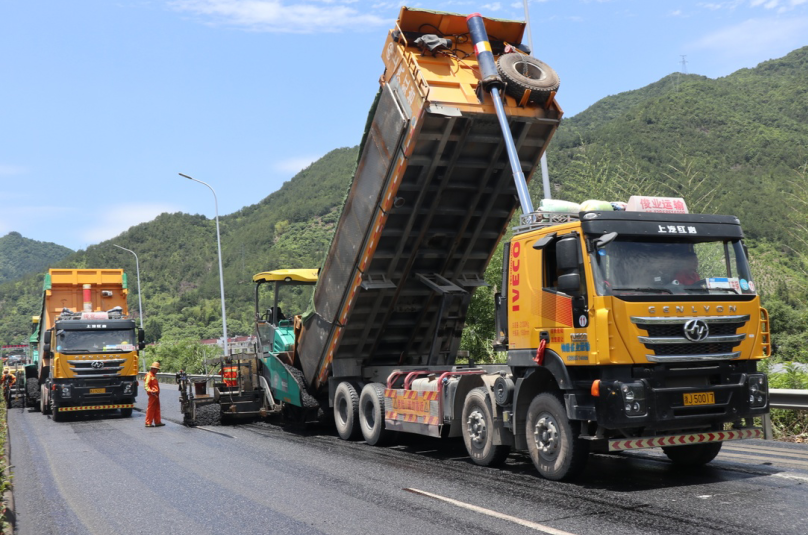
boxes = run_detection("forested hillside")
[0,232,73,285]
[2,47,808,365]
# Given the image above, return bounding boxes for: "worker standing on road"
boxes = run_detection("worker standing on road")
[2,370,13,405]
[144,361,165,427]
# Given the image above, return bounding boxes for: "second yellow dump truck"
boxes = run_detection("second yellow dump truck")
[35,269,144,421]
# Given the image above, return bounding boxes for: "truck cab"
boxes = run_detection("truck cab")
[493,199,769,477]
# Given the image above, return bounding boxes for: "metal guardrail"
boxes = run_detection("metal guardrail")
[769,389,808,411]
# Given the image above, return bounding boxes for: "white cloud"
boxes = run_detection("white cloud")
[0,164,27,176]
[482,2,502,11]
[81,203,180,243]
[689,17,808,59]
[274,156,319,174]
[171,0,390,33]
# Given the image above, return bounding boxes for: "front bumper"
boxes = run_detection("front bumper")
[590,361,768,432]
[51,377,138,406]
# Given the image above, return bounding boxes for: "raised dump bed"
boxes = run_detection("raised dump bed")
[297,7,563,391]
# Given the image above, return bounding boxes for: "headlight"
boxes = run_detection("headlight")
[748,374,768,408]
[123,382,133,394]
[61,385,72,398]
[619,381,647,416]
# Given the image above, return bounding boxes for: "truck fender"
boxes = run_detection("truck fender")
[511,356,568,450]
[542,350,573,390]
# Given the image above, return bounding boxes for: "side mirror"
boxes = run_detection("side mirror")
[138,328,146,350]
[558,273,581,294]
[557,237,580,271]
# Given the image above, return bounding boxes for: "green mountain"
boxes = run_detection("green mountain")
[2,47,808,362]
[0,232,73,285]
[0,147,357,346]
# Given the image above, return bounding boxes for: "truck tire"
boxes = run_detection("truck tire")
[525,393,589,480]
[120,407,133,418]
[359,383,395,446]
[334,382,361,440]
[41,385,51,415]
[497,53,560,105]
[462,387,510,466]
[662,442,722,466]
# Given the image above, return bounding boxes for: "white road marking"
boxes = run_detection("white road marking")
[404,488,577,535]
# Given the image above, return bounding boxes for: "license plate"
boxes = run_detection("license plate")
[683,392,715,406]
[89,388,106,394]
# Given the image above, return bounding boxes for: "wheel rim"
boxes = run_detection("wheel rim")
[466,409,488,448]
[362,399,375,429]
[533,413,560,460]
[337,395,348,425]
[514,60,547,81]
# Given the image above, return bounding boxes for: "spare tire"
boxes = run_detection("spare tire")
[496,54,560,104]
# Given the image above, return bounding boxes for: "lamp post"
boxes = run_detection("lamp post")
[113,244,145,372]
[179,173,229,358]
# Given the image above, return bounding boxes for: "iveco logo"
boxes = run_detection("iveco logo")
[683,319,709,342]
[91,361,104,369]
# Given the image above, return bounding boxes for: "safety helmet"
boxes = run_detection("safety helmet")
[150,361,161,370]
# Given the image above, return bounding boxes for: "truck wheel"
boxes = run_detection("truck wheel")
[41,385,51,415]
[662,442,722,466]
[359,383,395,446]
[462,387,510,467]
[120,408,133,418]
[497,53,560,104]
[334,382,361,440]
[525,393,589,480]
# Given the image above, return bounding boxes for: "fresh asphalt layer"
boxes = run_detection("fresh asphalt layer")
[8,386,808,535]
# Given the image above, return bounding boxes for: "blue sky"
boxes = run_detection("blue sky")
[1,0,807,251]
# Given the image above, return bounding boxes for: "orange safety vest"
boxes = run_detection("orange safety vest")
[222,366,238,387]
[145,371,160,394]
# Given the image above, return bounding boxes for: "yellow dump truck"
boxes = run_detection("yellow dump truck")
[213,7,769,481]
[35,269,144,421]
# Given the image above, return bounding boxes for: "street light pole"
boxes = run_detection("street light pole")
[179,173,229,358]
[113,244,145,372]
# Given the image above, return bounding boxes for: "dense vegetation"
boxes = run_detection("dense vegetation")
[2,47,808,417]
[0,232,73,285]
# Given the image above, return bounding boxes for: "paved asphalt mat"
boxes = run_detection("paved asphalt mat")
[8,387,808,535]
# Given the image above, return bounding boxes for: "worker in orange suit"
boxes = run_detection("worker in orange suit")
[2,370,15,405]
[144,361,165,427]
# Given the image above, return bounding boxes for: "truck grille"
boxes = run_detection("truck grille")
[67,359,126,378]
[631,315,749,362]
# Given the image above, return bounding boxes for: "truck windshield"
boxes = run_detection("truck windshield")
[56,329,136,353]
[590,238,756,297]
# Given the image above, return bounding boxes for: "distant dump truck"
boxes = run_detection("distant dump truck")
[34,269,144,421]
[190,7,770,480]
